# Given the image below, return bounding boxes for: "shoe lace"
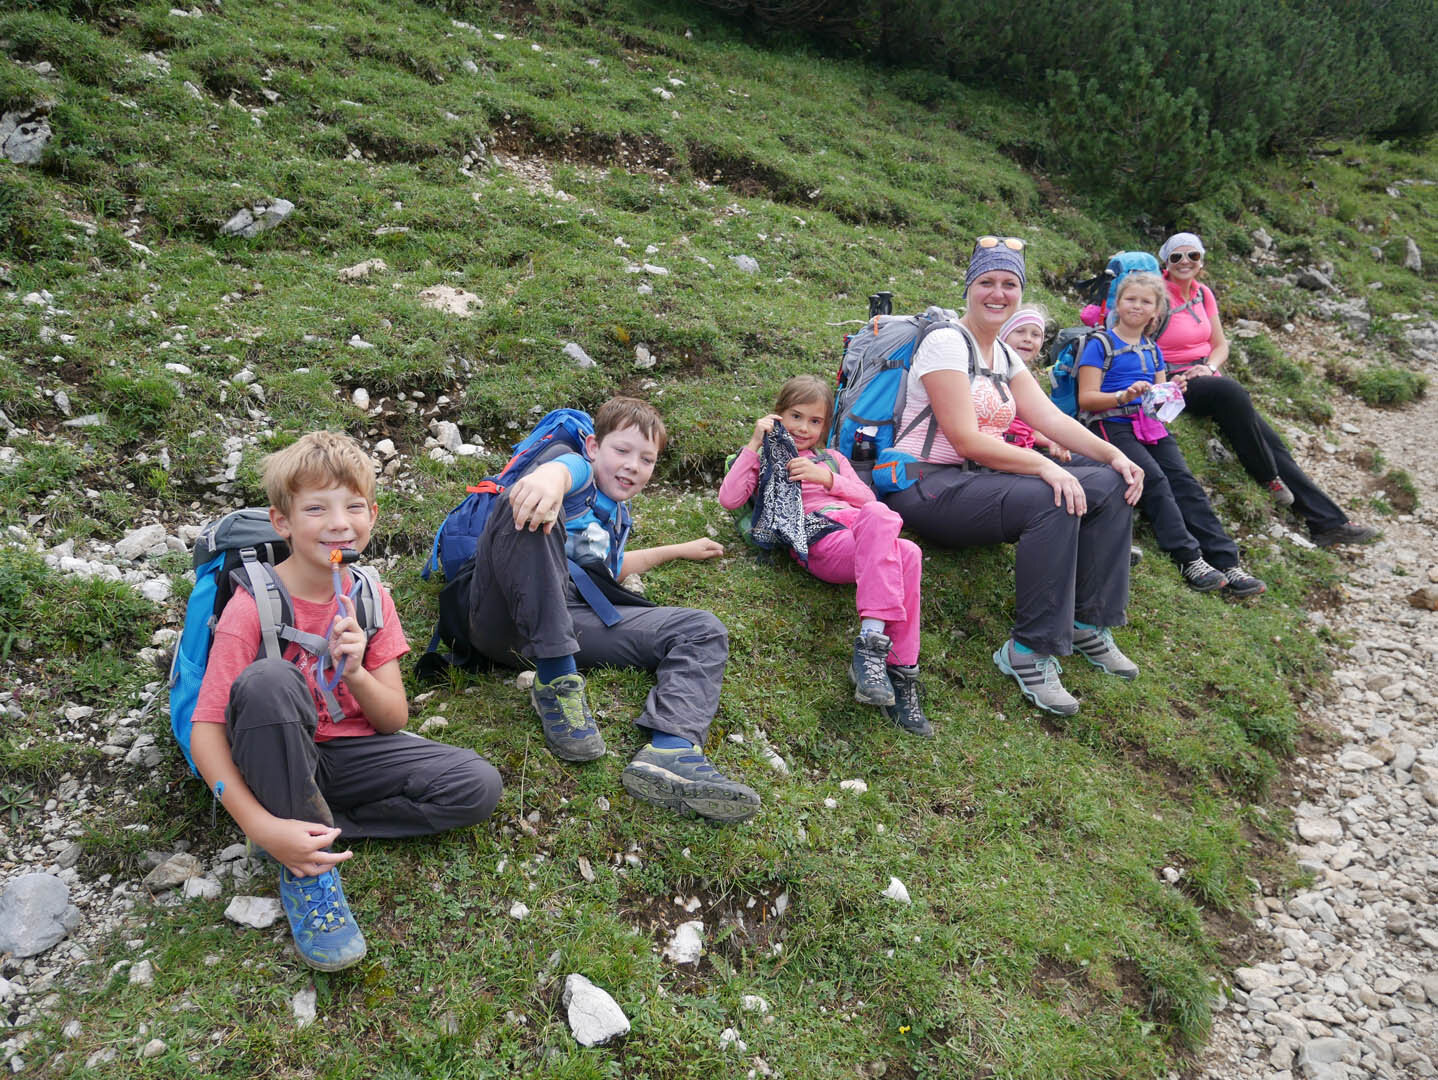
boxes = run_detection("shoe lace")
[893,674,922,712]
[292,871,349,930]
[541,679,590,732]
[856,636,889,683]
[1225,565,1254,583]
[1034,654,1064,686]
[1183,557,1217,582]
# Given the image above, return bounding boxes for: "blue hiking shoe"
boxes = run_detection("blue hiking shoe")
[530,673,606,763]
[621,744,761,823]
[278,866,367,972]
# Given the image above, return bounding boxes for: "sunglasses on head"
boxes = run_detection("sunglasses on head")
[976,235,1025,251]
[1168,251,1203,263]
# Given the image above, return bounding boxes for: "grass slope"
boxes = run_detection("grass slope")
[0,0,1434,1075]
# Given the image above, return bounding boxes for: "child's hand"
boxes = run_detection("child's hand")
[254,819,351,878]
[1046,442,1073,463]
[677,538,725,561]
[329,593,367,670]
[508,465,567,533]
[1121,381,1153,403]
[747,414,781,453]
[787,458,834,489]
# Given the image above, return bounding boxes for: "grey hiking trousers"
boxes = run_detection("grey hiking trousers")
[466,495,728,748]
[883,460,1132,656]
[226,659,502,839]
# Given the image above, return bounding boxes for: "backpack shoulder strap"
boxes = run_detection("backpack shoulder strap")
[347,565,384,638]
[1097,331,1119,374]
[235,551,287,660]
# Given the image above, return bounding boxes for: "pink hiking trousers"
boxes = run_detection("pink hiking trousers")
[801,500,922,667]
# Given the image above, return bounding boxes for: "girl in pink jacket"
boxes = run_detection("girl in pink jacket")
[719,376,930,737]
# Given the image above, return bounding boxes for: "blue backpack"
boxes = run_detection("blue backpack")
[168,509,382,775]
[421,408,594,583]
[415,408,649,680]
[1075,250,1164,319]
[1048,330,1161,421]
[828,305,968,468]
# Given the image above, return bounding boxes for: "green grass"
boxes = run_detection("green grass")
[1353,364,1428,407]
[0,0,1433,1076]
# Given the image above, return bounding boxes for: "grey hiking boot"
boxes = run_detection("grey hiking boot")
[992,640,1079,716]
[1221,564,1266,597]
[621,744,761,823]
[849,631,896,706]
[1179,556,1227,592]
[1266,477,1295,507]
[530,673,606,762]
[1072,627,1139,680]
[882,664,933,738]
[1312,522,1379,548]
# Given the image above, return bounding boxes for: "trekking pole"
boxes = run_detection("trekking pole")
[317,548,360,692]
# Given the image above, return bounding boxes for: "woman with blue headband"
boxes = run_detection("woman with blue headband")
[881,236,1145,718]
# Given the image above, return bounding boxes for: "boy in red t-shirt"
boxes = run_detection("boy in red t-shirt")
[191,432,501,971]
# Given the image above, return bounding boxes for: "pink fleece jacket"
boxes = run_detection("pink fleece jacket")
[718,446,874,514]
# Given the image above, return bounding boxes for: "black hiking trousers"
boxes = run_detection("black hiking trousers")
[1178,373,1348,535]
[465,492,728,749]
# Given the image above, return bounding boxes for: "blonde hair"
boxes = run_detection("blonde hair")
[262,431,375,515]
[773,375,832,433]
[1114,272,1169,337]
[594,396,668,453]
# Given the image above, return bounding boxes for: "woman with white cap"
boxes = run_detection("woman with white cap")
[881,236,1145,718]
[1156,232,1377,548]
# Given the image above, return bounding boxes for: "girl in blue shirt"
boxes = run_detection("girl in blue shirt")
[1077,272,1265,597]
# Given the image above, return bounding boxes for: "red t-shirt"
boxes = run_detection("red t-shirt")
[192,575,409,740]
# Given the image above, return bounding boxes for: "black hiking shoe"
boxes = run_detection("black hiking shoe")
[882,664,933,738]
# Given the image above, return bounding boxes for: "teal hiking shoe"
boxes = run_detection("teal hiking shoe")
[279,866,367,972]
[992,640,1079,717]
[1072,627,1139,680]
[621,744,761,823]
[531,673,606,762]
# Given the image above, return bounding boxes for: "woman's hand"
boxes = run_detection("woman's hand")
[1172,363,1213,390]
[1038,460,1087,516]
[747,415,780,453]
[1109,454,1145,505]
[787,458,834,489]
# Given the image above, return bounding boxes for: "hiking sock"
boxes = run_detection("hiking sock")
[535,655,578,684]
[859,618,886,637]
[1011,640,1036,655]
[650,731,693,750]
[1074,620,1099,631]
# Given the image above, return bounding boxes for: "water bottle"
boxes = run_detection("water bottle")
[851,429,877,464]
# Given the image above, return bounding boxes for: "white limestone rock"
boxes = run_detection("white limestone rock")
[563,973,630,1046]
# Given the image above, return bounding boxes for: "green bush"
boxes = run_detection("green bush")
[1354,365,1428,407]
[684,0,1438,212]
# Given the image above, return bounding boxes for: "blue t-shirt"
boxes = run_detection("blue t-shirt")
[553,452,627,576]
[1078,331,1165,422]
